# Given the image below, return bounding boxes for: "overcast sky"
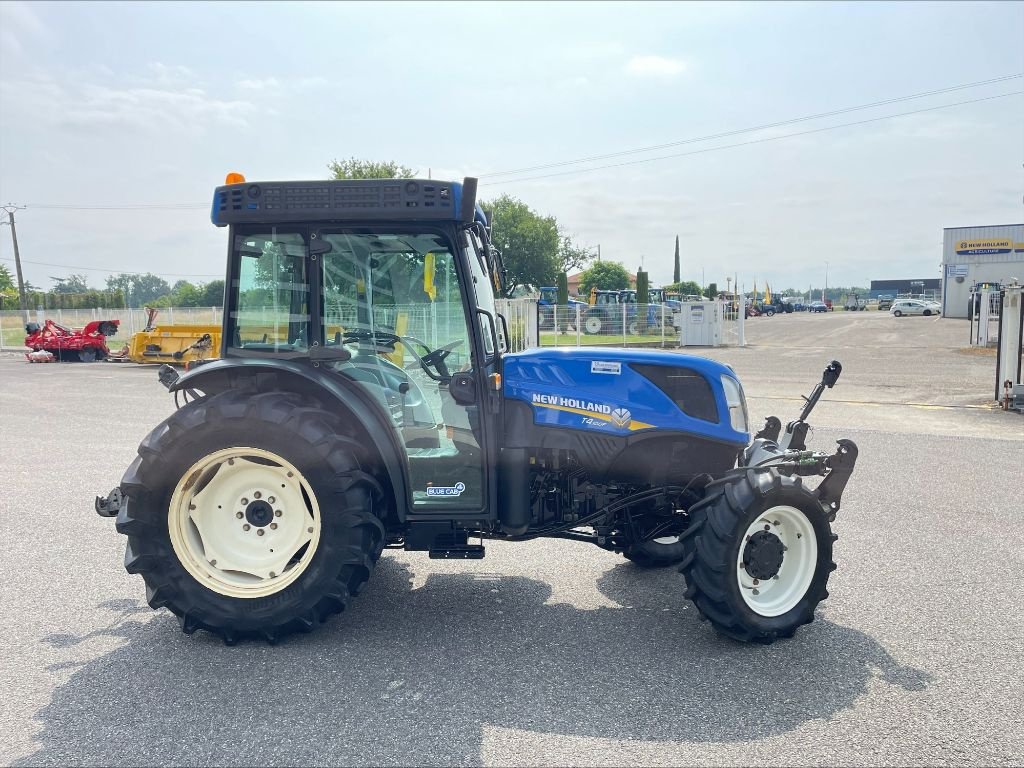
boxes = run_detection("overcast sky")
[1,0,1022,293]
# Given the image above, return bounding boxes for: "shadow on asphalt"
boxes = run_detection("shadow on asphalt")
[20,557,929,766]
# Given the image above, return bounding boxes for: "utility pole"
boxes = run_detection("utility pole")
[2,204,28,322]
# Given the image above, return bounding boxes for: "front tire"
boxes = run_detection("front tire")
[623,535,687,568]
[893,310,902,317]
[584,313,604,335]
[680,470,835,643]
[115,390,385,643]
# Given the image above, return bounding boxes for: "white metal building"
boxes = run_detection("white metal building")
[941,223,1024,318]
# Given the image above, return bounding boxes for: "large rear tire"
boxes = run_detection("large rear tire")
[679,470,835,643]
[115,390,385,643]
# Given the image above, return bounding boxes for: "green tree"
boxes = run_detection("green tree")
[328,158,416,180]
[704,282,719,300]
[0,263,16,291]
[201,279,225,307]
[557,235,592,274]
[485,195,560,294]
[579,261,630,296]
[169,280,202,307]
[666,280,702,297]
[635,269,650,333]
[556,271,569,332]
[673,236,680,284]
[50,274,90,293]
[106,273,172,308]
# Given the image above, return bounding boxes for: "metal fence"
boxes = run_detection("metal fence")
[532,302,744,349]
[0,307,224,351]
[2,299,749,354]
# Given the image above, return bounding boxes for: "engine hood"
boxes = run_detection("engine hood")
[502,347,749,446]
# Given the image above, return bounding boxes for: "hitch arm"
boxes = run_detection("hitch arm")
[815,439,858,520]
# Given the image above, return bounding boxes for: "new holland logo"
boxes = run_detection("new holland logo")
[610,408,632,428]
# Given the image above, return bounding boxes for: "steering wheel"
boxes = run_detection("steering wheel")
[342,330,462,383]
[420,339,464,381]
[341,328,401,349]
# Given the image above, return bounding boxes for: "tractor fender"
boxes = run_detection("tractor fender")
[169,358,409,520]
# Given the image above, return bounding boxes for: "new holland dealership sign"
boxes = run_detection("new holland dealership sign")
[954,238,1013,256]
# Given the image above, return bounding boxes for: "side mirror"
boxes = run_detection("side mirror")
[450,371,476,405]
[822,360,842,388]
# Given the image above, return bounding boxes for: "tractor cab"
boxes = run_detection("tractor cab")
[208,175,507,513]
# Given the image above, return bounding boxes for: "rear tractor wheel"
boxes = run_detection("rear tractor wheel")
[115,390,385,643]
[679,470,835,643]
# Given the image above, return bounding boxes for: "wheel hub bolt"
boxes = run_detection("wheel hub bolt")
[287,471,293,478]
[307,527,314,533]
[236,512,243,519]
[241,498,249,505]
[254,491,262,499]
[210,559,217,566]
[243,524,251,531]
[752,588,760,595]
[269,571,276,578]
[752,579,760,586]
[268,497,275,504]
[270,523,278,530]
[257,529,265,536]
[764,524,770,531]
[189,504,196,511]
[274,510,282,517]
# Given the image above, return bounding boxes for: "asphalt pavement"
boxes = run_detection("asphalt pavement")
[1,310,1021,767]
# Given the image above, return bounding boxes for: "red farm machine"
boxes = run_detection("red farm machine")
[24,318,120,362]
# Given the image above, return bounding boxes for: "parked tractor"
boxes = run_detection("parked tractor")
[583,289,639,335]
[96,174,858,646]
[537,286,586,330]
[24,318,119,362]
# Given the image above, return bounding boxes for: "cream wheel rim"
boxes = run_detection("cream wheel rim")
[168,447,322,598]
[736,505,817,617]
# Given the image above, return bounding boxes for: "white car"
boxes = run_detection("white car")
[890,299,940,317]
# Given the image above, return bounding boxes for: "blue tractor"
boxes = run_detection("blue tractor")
[538,286,587,330]
[96,175,858,645]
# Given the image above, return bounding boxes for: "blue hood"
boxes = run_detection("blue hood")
[503,347,748,446]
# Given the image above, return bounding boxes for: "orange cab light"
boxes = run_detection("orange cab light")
[224,172,246,185]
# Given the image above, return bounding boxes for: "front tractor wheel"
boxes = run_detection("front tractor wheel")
[584,313,604,335]
[115,390,385,643]
[680,470,835,643]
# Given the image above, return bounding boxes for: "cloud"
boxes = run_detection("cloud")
[1,68,257,136]
[237,77,281,91]
[625,55,687,77]
[236,76,327,91]
[0,1,47,59]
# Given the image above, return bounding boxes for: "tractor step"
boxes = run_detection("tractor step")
[429,544,485,560]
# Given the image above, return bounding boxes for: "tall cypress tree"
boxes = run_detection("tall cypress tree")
[673,236,680,284]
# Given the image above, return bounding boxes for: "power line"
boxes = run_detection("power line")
[26,203,208,211]
[13,74,1024,206]
[481,73,1023,179]
[0,256,221,278]
[481,90,1024,186]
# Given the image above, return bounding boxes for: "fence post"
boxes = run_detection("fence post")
[575,305,581,347]
[737,300,746,347]
[622,303,627,347]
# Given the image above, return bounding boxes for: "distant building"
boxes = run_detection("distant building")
[941,223,1024,318]
[869,279,941,299]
